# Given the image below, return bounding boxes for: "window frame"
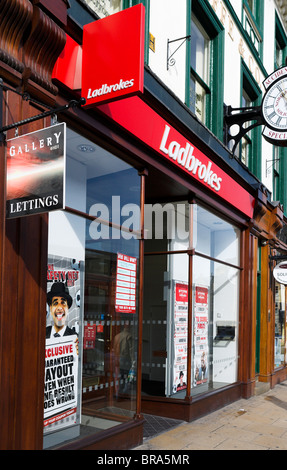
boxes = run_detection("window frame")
[187,0,224,140]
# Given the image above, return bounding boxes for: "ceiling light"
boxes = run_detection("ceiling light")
[77,144,96,153]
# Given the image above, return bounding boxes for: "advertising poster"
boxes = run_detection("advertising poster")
[83,323,97,350]
[6,123,66,218]
[44,255,82,433]
[115,253,137,313]
[172,282,188,393]
[193,286,209,387]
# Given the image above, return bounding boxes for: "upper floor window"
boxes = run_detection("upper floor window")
[84,0,123,18]
[241,88,252,167]
[189,0,224,140]
[275,14,287,69]
[190,15,210,123]
[242,0,263,57]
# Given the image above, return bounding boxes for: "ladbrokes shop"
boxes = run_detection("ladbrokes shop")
[1,0,287,450]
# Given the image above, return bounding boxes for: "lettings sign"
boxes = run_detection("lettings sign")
[6,123,66,218]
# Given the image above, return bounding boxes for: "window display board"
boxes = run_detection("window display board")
[115,253,137,313]
[193,285,209,387]
[169,281,188,395]
[44,255,84,446]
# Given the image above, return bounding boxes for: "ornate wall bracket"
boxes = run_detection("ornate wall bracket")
[167,35,191,70]
[224,104,264,157]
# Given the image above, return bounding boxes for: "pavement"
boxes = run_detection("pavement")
[132,381,287,450]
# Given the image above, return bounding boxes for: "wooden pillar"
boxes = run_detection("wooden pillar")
[135,169,148,420]
[240,229,257,398]
[0,0,67,449]
[258,244,273,384]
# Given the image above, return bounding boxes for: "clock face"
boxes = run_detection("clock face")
[262,77,287,131]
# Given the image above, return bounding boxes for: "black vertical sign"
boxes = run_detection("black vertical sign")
[6,123,66,218]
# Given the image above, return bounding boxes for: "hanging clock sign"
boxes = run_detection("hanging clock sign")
[261,66,287,146]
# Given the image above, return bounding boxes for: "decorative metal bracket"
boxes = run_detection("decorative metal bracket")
[269,255,287,261]
[224,104,264,157]
[167,35,191,70]
[266,158,280,177]
[0,78,86,140]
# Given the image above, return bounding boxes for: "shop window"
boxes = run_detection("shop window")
[143,202,189,397]
[189,0,224,140]
[274,281,286,369]
[142,202,241,399]
[44,127,141,448]
[192,206,240,392]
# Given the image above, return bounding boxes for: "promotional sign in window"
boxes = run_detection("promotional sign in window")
[83,323,97,349]
[44,255,82,433]
[172,281,188,394]
[6,123,66,219]
[193,286,209,387]
[115,253,137,313]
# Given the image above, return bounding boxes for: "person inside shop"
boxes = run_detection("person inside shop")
[46,282,78,353]
[113,320,134,394]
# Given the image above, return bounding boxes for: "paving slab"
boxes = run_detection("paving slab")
[133,381,287,450]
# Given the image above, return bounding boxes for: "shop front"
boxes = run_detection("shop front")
[1,0,286,451]
[42,85,258,444]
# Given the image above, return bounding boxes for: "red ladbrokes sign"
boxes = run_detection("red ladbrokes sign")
[82,4,145,107]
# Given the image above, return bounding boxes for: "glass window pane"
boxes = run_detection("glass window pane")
[192,205,240,266]
[143,202,190,399]
[142,253,189,399]
[191,15,210,83]
[190,76,207,122]
[84,0,123,18]
[192,256,240,395]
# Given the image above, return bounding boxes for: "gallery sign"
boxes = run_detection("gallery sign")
[6,123,66,219]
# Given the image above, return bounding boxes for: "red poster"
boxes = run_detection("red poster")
[176,283,188,302]
[195,286,208,304]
